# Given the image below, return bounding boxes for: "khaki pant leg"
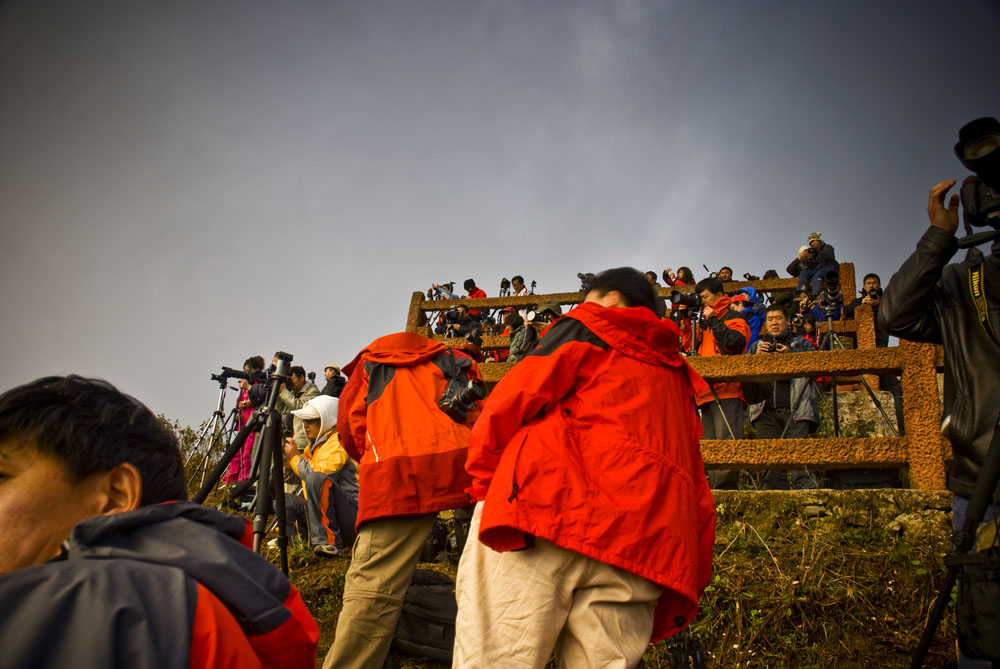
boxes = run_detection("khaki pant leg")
[554,561,661,669]
[454,503,577,668]
[323,513,437,669]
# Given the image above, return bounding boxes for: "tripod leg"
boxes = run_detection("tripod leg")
[273,436,289,576]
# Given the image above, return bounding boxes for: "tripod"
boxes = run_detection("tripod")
[911,414,1000,668]
[185,374,242,489]
[822,308,899,437]
[193,353,295,576]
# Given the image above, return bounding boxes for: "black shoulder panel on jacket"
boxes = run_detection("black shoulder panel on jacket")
[528,317,609,359]
[364,361,396,405]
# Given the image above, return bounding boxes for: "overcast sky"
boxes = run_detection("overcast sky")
[1,0,998,429]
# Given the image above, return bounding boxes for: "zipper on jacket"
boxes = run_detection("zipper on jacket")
[507,437,529,502]
[367,432,379,462]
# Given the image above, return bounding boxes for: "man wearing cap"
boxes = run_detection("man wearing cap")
[284,395,358,558]
[320,365,345,398]
[730,290,763,353]
[787,233,838,297]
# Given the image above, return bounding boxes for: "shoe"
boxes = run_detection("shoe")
[313,544,344,558]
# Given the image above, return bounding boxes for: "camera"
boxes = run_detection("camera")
[438,375,487,423]
[955,117,1000,235]
[819,271,843,309]
[867,287,883,300]
[577,272,595,292]
[670,290,702,309]
[743,273,761,282]
[806,247,817,255]
[427,282,455,300]
[500,277,511,295]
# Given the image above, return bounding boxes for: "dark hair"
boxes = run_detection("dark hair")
[289,365,306,378]
[463,279,476,292]
[505,313,524,330]
[720,266,733,274]
[863,273,881,283]
[512,275,524,284]
[644,271,658,282]
[676,267,695,283]
[586,267,658,314]
[0,376,186,505]
[695,277,724,295]
[244,355,264,372]
[762,269,780,280]
[765,304,789,319]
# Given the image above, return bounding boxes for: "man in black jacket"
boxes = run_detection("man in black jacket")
[881,177,1000,669]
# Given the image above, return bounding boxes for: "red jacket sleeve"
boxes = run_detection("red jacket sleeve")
[465,338,593,500]
[189,584,262,669]
[337,366,369,462]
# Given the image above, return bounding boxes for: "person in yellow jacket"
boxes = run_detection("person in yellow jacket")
[283,395,359,558]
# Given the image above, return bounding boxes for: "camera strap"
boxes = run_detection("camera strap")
[968,262,1000,349]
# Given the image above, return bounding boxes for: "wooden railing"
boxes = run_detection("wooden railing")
[404,263,948,489]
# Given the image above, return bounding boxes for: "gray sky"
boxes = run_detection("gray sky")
[1,0,998,429]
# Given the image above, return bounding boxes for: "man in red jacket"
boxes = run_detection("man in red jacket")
[324,333,484,669]
[694,276,751,489]
[456,267,716,668]
[0,375,318,669]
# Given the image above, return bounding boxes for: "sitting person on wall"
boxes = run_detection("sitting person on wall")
[0,375,319,668]
[283,395,359,558]
[786,232,838,297]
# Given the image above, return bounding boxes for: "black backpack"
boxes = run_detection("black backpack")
[390,569,457,663]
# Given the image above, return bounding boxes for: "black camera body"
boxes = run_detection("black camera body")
[743,273,761,282]
[670,290,702,310]
[867,287,883,300]
[956,117,1000,232]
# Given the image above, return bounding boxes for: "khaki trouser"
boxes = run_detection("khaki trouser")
[323,513,437,669]
[454,503,661,668]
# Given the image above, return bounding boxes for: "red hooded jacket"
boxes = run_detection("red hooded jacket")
[340,332,483,526]
[466,302,715,642]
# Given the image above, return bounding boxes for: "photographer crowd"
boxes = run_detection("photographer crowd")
[5,117,998,668]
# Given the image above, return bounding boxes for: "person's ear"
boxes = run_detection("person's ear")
[100,463,143,514]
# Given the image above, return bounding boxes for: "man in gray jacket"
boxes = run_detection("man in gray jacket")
[750,304,821,489]
[276,364,319,453]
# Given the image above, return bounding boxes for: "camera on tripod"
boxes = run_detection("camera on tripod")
[819,271,843,312]
[743,273,761,281]
[427,282,455,300]
[670,290,702,310]
[577,272,595,292]
[499,277,511,297]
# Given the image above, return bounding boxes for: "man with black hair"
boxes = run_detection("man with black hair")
[278,365,320,453]
[718,266,733,283]
[463,278,487,316]
[0,375,319,668]
[750,305,821,490]
[511,275,529,296]
[455,267,715,667]
[694,277,751,489]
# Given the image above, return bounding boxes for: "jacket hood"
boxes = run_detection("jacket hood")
[566,302,682,367]
[296,395,339,437]
[739,286,759,305]
[68,502,295,637]
[342,332,448,377]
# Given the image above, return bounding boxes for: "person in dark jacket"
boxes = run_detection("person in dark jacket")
[787,232,838,296]
[320,364,346,397]
[0,375,319,668]
[880,177,1000,669]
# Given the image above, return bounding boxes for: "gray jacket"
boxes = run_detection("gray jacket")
[747,334,822,425]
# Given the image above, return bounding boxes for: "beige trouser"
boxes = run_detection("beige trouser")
[323,513,438,669]
[454,503,661,669]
